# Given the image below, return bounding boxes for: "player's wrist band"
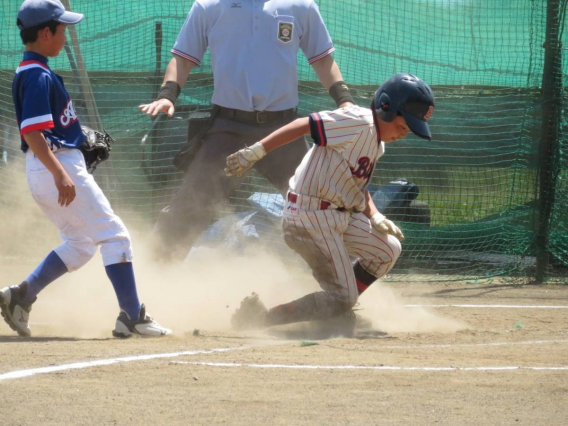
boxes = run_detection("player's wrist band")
[157,81,181,104]
[329,81,354,107]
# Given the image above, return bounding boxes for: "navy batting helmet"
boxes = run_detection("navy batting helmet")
[374,74,435,140]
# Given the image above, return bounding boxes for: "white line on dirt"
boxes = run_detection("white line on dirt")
[0,346,249,382]
[377,339,568,349]
[405,304,568,309]
[172,361,568,372]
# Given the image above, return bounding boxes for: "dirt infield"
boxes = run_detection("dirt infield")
[1,269,567,425]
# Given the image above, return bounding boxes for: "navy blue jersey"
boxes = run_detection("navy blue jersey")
[12,51,86,153]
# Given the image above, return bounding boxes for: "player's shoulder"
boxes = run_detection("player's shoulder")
[15,60,50,76]
[194,0,225,9]
[271,0,316,9]
[325,105,373,124]
[14,61,52,86]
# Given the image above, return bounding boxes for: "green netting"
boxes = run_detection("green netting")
[0,0,566,282]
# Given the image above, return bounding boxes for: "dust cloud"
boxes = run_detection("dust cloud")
[357,284,468,333]
[0,161,464,338]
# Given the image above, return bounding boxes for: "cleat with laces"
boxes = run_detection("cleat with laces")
[0,283,35,337]
[112,303,172,338]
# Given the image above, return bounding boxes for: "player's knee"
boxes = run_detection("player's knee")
[55,241,97,272]
[100,233,133,266]
[389,235,402,262]
[336,292,358,310]
[346,293,359,309]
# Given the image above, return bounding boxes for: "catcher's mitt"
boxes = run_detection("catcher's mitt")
[80,125,114,174]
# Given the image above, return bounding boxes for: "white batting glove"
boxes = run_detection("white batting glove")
[224,142,267,177]
[370,212,405,241]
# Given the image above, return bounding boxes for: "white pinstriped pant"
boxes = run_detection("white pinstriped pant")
[282,198,401,307]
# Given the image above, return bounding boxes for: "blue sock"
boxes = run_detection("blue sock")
[105,262,141,321]
[23,251,68,303]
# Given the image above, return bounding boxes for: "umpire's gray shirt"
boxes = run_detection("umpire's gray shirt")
[172,0,335,112]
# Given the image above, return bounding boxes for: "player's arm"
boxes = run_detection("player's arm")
[364,189,404,241]
[224,117,310,177]
[362,189,380,219]
[310,55,354,108]
[260,117,310,153]
[23,131,76,207]
[138,55,196,117]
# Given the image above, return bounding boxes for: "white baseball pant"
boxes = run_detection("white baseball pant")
[283,193,401,307]
[26,148,133,271]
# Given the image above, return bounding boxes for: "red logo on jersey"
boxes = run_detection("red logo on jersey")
[351,157,375,180]
[60,100,78,127]
[424,106,434,120]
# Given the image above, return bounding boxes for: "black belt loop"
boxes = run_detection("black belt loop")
[256,111,267,124]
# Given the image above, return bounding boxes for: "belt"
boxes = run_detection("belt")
[215,105,296,124]
[287,192,331,210]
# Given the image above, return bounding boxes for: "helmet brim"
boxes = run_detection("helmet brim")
[401,110,432,141]
[55,11,84,26]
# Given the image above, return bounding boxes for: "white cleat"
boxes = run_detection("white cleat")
[112,304,172,338]
[0,284,34,337]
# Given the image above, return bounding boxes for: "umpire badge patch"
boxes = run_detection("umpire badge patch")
[278,22,293,43]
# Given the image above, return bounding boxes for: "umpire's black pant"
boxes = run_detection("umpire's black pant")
[151,111,309,261]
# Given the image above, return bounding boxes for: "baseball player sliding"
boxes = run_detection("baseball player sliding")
[225,74,435,332]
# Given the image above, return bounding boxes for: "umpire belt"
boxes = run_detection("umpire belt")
[215,105,296,124]
[287,191,336,211]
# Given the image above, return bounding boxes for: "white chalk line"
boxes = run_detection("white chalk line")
[172,361,568,372]
[2,339,566,383]
[405,304,568,309]
[377,339,568,350]
[0,346,250,382]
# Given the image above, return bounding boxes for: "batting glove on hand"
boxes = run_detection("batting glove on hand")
[224,142,267,177]
[370,212,405,241]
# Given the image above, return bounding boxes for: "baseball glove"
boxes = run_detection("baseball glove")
[80,125,114,174]
[224,142,267,177]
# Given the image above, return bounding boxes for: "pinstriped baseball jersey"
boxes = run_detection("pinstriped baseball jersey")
[288,105,385,212]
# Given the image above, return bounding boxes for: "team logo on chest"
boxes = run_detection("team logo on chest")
[351,157,375,180]
[278,22,293,43]
[60,99,78,127]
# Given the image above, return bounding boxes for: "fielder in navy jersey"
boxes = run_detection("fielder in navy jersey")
[0,0,171,338]
[225,74,435,333]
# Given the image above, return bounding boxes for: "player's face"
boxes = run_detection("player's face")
[380,115,410,143]
[44,24,68,57]
[51,24,68,56]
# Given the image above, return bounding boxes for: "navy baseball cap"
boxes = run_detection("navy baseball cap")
[17,0,84,30]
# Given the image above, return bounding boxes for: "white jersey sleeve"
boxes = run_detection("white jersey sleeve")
[308,107,372,149]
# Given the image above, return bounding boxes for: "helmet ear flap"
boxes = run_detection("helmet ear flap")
[377,92,396,122]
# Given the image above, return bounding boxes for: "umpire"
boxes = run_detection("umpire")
[140,0,355,261]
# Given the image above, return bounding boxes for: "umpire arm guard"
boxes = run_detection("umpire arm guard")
[80,125,114,174]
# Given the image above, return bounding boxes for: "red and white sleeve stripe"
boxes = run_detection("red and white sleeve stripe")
[308,47,335,64]
[171,49,201,66]
[20,114,54,135]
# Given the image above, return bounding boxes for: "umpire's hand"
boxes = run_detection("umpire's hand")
[138,99,175,117]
